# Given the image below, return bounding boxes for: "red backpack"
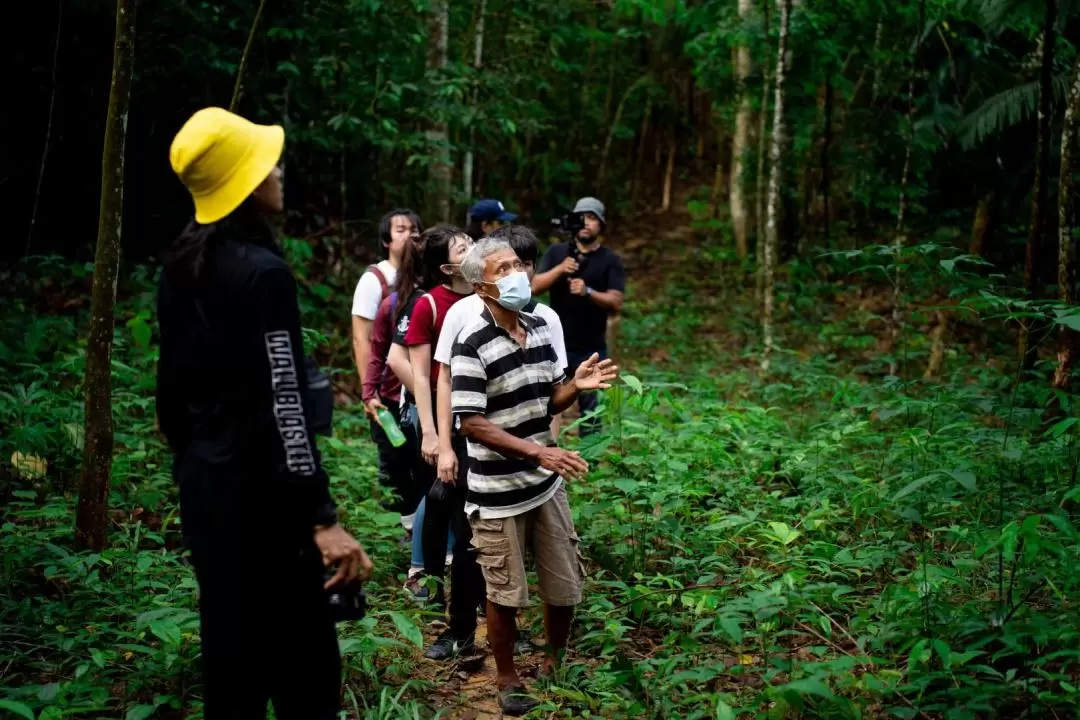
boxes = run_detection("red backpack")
[365,264,390,301]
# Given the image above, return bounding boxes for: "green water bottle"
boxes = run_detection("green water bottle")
[375,407,407,448]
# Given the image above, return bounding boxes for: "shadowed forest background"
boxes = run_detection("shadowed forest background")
[4,0,1080,717]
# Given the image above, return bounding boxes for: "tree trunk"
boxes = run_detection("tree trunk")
[1019,0,1057,371]
[427,0,451,223]
[761,0,791,374]
[870,18,884,105]
[27,0,63,257]
[1052,54,1080,401]
[924,310,949,379]
[729,0,754,259]
[631,96,652,201]
[889,0,922,377]
[230,0,267,112]
[756,0,773,249]
[712,119,727,214]
[970,192,996,257]
[462,0,486,210]
[76,0,135,552]
[599,75,648,193]
[820,71,833,240]
[660,133,676,213]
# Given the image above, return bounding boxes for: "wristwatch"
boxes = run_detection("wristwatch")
[585,287,593,298]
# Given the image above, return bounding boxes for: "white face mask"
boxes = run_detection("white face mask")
[484,271,531,312]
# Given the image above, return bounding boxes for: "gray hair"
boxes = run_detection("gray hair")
[461,237,512,285]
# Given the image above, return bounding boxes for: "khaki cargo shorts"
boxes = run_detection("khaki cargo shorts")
[469,486,584,608]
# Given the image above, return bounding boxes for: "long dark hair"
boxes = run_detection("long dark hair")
[161,198,274,287]
[418,224,467,291]
[392,238,423,325]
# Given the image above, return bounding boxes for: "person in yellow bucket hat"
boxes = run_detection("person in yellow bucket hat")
[157,107,371,719]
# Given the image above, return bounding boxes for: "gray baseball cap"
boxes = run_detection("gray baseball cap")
[573,197,606,225]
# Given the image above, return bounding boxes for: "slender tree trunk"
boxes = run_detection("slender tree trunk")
[660,133,676,213]
[462,0,486,209]
[1051,54,1080,401]
[870,18,884,106]
[730,0,754,259]
[599,75,648,192]
[924,310,948,379]
[712,119,727,213]
[76,0,135,551]
[761,0,791,374]
[27,0,63,257]
[970,192,996,257]
[631,96,652,201]
[1019,0,1057,371]
[230,0,267,112]
[756,0,773,249]
[427,0,451,223]
[889,0,922,377]
[821,71,833,240]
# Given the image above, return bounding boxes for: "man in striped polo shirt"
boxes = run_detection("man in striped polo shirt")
[451,237,618,715]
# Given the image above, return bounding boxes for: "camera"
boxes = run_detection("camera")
[550,211,585,239]
[325,570,367,623]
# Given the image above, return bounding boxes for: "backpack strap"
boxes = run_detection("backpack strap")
[425,292,438,329]
[365,264,389,300]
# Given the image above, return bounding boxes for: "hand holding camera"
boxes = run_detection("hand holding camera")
[314,524,372,588]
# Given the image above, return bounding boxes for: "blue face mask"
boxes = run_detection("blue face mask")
[485,271,531,312]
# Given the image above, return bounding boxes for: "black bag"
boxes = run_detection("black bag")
[305,358,334,437]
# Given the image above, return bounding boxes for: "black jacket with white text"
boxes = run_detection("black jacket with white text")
[156,228,337,550]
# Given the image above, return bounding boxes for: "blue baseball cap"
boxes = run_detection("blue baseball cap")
[469,199,518,222]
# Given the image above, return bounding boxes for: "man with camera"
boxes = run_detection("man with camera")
[532,197,625,436]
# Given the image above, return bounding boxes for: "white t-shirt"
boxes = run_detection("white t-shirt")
[350,260,398,320]
[434,293,568,371]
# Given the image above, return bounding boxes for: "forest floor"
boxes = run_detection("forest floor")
[2,190,1077,720]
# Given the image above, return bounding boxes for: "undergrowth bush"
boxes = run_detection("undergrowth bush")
[2,238,1078,719]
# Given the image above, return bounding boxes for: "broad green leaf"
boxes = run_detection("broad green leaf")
[715,699,736,720]
[622,373,644,395]
[778,678,833,698]
[128,315,151,350]
[0,699,36,720]
[127,704,157,720]
[613,478,639,494]
[951,470,976,491]
[893,474,937,501]
[388,611,423,648]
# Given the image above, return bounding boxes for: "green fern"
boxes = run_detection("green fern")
[959,73,1069,149]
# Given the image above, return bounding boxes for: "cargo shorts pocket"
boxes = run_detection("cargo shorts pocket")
[471,518,510,586]
[570,531,586,582]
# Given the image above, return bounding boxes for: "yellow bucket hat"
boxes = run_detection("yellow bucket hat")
[170,107,284,225]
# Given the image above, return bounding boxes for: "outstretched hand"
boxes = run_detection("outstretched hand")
[573,353,619,392]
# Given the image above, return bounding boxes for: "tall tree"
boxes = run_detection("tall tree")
[461,0,486,211]
[1019,0,1058,370]
[761,0,792,373]
[755,0,771,302]
[75,0,136,551]
[889,1,922,377]
[730,0,754,259]
[1052,54,1080,401]
[427,0,451,223]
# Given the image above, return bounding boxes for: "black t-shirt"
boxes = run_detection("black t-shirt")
[537,242,625,353]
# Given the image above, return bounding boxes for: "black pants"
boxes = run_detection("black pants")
[420,433,485,640]
[190,542,340,719]
[567,348,607,437]
[370,398,423,516]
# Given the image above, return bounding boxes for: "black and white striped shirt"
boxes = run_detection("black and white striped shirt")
[451,306,566,519]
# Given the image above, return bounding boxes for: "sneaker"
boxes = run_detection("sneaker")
[499,685,540,716]
[445,551,453,568]
[404,573,430,604]
[424,631,476,661]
